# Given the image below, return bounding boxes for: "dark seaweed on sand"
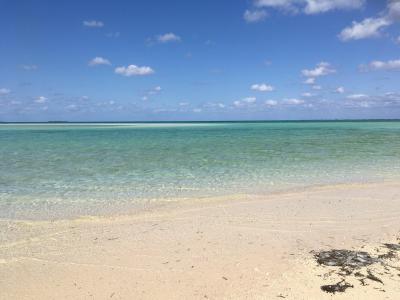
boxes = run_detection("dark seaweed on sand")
[314,241,400,294]
[321,280,353,294]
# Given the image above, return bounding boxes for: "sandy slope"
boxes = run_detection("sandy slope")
[1,182,400,299]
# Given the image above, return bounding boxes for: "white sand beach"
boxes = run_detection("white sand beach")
[1,181,400,299]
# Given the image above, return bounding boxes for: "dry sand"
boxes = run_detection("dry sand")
[1,181,400,299]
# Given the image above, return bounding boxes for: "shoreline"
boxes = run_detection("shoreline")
[1,181,400,299]
[1,178,396,223]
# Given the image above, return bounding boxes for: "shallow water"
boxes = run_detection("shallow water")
[1,121,400,219]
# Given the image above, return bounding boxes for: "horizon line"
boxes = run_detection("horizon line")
[1,118,400,124]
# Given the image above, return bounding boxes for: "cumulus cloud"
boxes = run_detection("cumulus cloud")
[157,33,181,43]
[251,83,275,92]
[338,17,391,41]
[203,102,226,109]
[105,32,120,38]
[363,59,400,71]
[233,100,242,107]
[284,98,305,105]
[302,62,336,77]
[233,97,257,107]
[253,0,364,14]
[0,88,10,95]
[265,99,278,106]
[338,1,400,42]
[83,20,104,28]
[344,92,400,108]
[88,57,111,66]
[21,64,38,71]
[304,0,365,14]
[304,77,316,85]
[35,96,47,103]
[302,92,313,97]
[347,93,368,99]
[115,65,154,76]
[388,1,400,21]
[336,86,345,94]
[244,9,268,23]
[141,86,162,101]
[243,97,257,103]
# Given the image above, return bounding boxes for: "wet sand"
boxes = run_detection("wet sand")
[1,181,400,299]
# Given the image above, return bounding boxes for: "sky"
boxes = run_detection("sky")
[1,0,400,121]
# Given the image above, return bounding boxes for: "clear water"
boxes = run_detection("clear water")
[1,121,400,219]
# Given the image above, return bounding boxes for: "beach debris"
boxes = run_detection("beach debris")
[321,280,353,294]
[314,240,400,294]
[316,249,376,269]
[384,243,400,251]
[222,276,228,280]
[366,270,383,284]
[378,250,397,260]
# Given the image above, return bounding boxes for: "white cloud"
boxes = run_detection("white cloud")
[157,33,181,43]
[83,20,104,28]
[115,65,154,76]
[254,0,364,14]
[203,102,226,109]
[233,100,242,107]
[88,57,111,66]
[304,77,316,84]
[243,97,257,103]
[21,64,38,71]
[251,83,275,92]
[193,108,202,113]
[217,103,226,108]
[179,102,189,106]
[302,62,336,77]
[0,88,10,95]
[312,85,322,90]
[388,1,400,21]
[106,32,120,38]
[302,92,313,97]
[336,86,345,93]
[284,98,305,105]
[365,59,400,71]
[66,104,78,111]
[339,17,391,41]
[265,99,278,106]
[142,86,162,101]
[35,96,47,103]
[338,1,400,42]
[244,9,268,23]
[343,92,400,108]
[233,97,256,107]
[304,0,365,14]
[347,94,368,99]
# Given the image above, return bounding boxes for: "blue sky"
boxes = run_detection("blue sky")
[1,0,400,121]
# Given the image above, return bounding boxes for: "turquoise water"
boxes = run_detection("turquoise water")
[1,121,400,219]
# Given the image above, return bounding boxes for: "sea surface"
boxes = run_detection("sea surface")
[1,121,400,219]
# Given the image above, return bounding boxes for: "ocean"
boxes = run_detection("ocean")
[1,121,400,219]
